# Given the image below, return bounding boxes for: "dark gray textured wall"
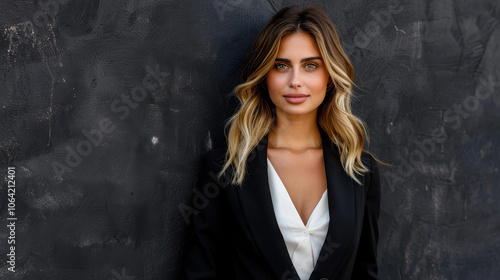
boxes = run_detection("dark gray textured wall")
[0,0,498,279]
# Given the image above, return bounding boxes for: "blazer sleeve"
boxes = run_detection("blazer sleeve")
[351,154,381,279]
[180,150,235,280]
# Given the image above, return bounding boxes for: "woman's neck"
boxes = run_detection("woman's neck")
[268,117,322,150]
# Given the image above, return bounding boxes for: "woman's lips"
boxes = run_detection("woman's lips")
[283,95,309,104]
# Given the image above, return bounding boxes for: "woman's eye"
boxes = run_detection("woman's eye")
[274,63,318,70]
[305,63,318,70]
[274,63,288,70]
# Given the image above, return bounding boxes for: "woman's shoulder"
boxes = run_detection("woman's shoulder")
[360,150,381,189]
[361,150,378,169]
[358,150,379,180]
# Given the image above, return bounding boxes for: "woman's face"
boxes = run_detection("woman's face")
[265,31,331,119]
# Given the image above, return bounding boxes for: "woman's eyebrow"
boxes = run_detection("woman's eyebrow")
[275,56,323,63]
[276,56,323,62]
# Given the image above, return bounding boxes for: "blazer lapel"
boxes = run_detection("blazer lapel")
[309,131,357,279]
[235,131,356,279]
[235,133,299,279]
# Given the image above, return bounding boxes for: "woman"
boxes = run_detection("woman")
[181,4,386,280]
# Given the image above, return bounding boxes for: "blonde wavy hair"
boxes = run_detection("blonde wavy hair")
[217,5,385,186]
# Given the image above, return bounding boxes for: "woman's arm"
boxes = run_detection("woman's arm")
[180,150,234,280]
[351,154,381,279]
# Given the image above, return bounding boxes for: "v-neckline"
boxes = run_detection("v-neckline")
[267,157,328,228]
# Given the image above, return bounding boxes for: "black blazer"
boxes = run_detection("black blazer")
[180,130,381,280]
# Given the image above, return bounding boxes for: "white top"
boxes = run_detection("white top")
[267,157,330,280]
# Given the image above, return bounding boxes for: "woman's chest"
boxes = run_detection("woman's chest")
[267,150,327,226]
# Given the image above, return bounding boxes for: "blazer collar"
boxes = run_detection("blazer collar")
[235,130,356,279]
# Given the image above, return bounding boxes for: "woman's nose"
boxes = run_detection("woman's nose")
[289,68,303,88]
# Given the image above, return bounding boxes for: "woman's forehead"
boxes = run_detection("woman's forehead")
[276,32,321,59]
